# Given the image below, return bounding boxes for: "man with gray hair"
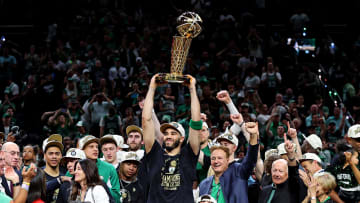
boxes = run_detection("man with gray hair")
[1,142,22,198]
[258,138,307,203]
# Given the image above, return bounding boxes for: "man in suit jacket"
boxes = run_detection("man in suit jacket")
[1,142,22,198]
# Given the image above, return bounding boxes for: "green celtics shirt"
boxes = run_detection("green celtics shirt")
[0,191,12,203]
[210,179,225,203]
[326,163,360,200]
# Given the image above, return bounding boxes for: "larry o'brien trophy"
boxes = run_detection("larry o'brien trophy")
[156,12,202,83]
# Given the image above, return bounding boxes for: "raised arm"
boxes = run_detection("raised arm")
[142,75,160,154]
[139,98,164,146]
[237,122,259,178]
[185,75,201,155]
[152,109,164,146]
[255,147,264,182]
[284,137,297,166]
[230,114,249,142]
[287,121,302,160]
[217,90,248,139]
[345,151,360,184]
[13,164,36,203]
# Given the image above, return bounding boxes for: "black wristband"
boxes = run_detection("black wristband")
[12,182,20,187]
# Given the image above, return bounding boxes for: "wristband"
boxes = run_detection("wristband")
[12,182,20,187]
[311,197,316,200]
[189,119,203,130]
[225,101,239,115]
[23,182,30,186]
[21,183,29,191]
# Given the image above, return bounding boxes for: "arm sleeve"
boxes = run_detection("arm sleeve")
[288,165,307,201]
[236,144,259,179]
[188,143,199,166]
[109,168,121,203]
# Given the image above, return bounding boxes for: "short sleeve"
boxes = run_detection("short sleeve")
[182,143,198,166]
[145,140,163,158]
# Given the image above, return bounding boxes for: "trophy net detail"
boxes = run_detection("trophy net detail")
[170,36,192,76]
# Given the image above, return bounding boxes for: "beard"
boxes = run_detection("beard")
[163,138,181,152]
[129,143,141,151]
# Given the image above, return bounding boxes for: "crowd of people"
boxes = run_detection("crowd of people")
[0,1,360,203]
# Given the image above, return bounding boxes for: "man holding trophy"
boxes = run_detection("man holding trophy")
[142,12,203,203]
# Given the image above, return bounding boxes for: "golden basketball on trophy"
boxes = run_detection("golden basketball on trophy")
[156,12,202,84]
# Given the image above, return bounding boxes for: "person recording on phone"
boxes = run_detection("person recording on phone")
[0,113,15,140]
[47,107,74,137]
[88,92,114,136]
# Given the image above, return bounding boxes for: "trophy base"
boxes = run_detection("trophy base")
[156,73,190,84]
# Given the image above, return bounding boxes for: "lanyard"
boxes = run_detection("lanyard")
[210,181,222,201]
[266,184,276,203]
[317,196,330,203]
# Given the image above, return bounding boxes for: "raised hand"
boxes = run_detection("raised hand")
[284,138,295,154]
[139,99,145,109]
[245,122,259,137]
[230,114,243,125]
[216,90,231,104]
[200,113,207,122]
[5,166,19,183]
[151,73,167,89]
[287,121,297,139]
[22,163,36,183]
[308,175,317,198]
[183,74,196,88]
[299,169,310,187]
[344,151,356,165]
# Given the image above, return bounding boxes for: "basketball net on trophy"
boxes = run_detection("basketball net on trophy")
[156,12,202,83]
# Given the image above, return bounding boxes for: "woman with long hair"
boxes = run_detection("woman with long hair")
[69,159,110,202]
[26,168,46,203]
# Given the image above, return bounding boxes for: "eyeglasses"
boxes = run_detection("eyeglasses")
[4,151,20,156]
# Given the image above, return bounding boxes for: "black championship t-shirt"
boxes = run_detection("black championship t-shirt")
[145,141,198,203]
[44,167,66,203]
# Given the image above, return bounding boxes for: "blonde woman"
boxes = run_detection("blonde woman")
[302,172,336,203]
